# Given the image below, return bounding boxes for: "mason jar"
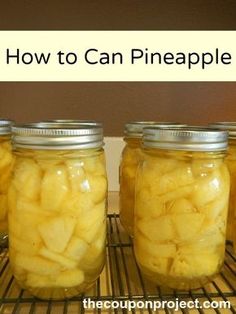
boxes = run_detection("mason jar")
[119,121,185,236]
[209,122,236,249]
[8,124,107,300]
[134,128,230,290]
[0,119,14,245]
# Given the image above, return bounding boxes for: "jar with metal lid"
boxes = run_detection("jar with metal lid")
[209,122,236,249]
[8,124,107,300]
[119,121,186,236]
[134,128,230,290]
[0,119,14,245]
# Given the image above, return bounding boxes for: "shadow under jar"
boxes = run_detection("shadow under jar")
[8,123,107,300]
[0,119,15,245]
[134,127,230,290]
[119,121,185,237]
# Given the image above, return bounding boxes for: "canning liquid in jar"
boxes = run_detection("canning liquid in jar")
[134,128,230,290]
[8,124,107,300]
[119,122,184,236]
[0,119,14,243]
[209,123,236,252]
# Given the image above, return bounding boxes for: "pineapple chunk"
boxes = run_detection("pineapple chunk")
[136,189,165,218]
[41,165,69,211]
[83,156,106,176]
[65,236,89,261]
[191,158,222,177]
[85,175,107,204]
[135,233,176,258]
[14,254,61,276]
[135,246,170,275]
[159,185,193,204]
[172,213,205,241]
[191,170,224,208]
[0,195,7,220]
[169,198,195,214]
[39,247,78,269]
[26,269,84,288]
[75,201,106,243]
[56,269,84,287]
[60,192,94,216]
[66,160,86,193]
[137,215,174,242]
[10,234,41,255]
[170,252,220,278]
[13,159,42,201]
[38,215,76,253]
[151,166,194,195]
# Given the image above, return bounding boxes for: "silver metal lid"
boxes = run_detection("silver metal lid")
[124,121,185,138]
[0,119,14,135]
[41,119,102,127]
[209,122,236,139]
[143,127,228,151]
[12,123,103,150]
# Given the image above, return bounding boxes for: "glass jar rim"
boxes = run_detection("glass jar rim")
[143,127,228,151]
[12,123,104,150]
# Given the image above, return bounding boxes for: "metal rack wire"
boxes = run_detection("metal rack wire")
[0,213,236,313]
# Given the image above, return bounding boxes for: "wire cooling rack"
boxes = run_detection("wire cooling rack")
[0,214,236,314]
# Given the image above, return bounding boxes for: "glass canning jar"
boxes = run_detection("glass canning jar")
[0,119,14,245]
[209,123,236,249]
[119,122,186,236]
[8,124,107,300]
[134,128,230,290]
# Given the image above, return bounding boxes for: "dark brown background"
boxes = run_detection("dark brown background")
[0,1,236,135]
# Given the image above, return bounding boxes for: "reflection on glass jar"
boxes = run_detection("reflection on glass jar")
[0,119,14,244]
[8,124,107,300]
[134,128,230,290]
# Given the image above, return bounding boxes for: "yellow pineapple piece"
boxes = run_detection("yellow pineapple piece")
[66,160,86,193]
[191,169,224,207]
[41,165,69,211]
[136,188,165,218]
[151,166,194,196]
[84,175,107,204]
[39,247,78,269]
[172,213,205,241]
[14,254,61,276]
[135,233,176,258]
[60,192,94,217]
[169,198,195,214]
[56,269,84,287]
[38,215,76,253]
[191,158,222,177]
[159,185,193,204]
[137,215,174,242]
[75,201,106,243]
[10,234,41,255]
[170,252,220,278]
[83,155,106,176]
[26,268,84,288]
[13,159,42,201]
[65,236,89,261]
